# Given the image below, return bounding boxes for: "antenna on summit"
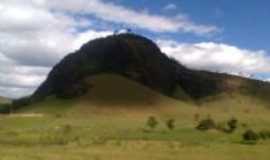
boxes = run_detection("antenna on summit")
[113,27,133,35]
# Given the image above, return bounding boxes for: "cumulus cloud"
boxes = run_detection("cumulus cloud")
[0,52,50,98]
[157,40,270,76]
[72,30,113,51]
[47,0,218,34]
[0,1,75,66]
[0,0,114,98]
[0,86,32,99]
[0,0,265,99]
[0,27,111,98]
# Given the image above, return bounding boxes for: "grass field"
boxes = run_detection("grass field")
[1,75,270,160]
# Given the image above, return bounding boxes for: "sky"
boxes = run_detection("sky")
[1,0,270,98]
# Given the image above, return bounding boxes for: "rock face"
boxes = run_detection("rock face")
[33,34,183,100]
[32,33,270,102]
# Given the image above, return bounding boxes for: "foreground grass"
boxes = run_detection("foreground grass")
[1,94,270,160]
[0,115,270,160]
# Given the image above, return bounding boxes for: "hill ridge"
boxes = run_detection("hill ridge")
[25,33,270,107]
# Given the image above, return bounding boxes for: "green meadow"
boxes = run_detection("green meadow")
[1,96,270,160]
[1,75,270,160]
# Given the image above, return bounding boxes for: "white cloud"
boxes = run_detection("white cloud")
[0,0,218,98]
[0,0,114,98]
[1,0,267,99]
[157,40,270,75]
[0,2,74,66]
[47,0,218,35]
[163,3,177,11]
[0,27,112,98]
[0,51,51,97]
[72,30,113,51]
[0,1,116,67]
[0,86,34,99]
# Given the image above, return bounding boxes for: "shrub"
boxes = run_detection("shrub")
[55,113,62,118]
[61,124,72,135]
[0,104,11,114]
[166,119,175,130]
[11,97,31,112]
[196,117,216,131]
[215,122,227,132]
[146,116,158,130]
[243,129,259,142]
[258,130,270,140]
[241,123,248,128]
[226,117,238,133]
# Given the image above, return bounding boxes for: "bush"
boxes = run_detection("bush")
[12,97,31,112]
[0,104,11,114]
[166,119,175,130]
[226,117,238,133]
[61,124,72,135]
[243,129,259,142]
[196,117,216,131]
[55,113,62,118]
[258,130,270,140]
[215,122,227,132]
[146,116,158,130]
[242,129,270,144]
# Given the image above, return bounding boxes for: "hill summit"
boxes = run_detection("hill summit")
[31,33,270,104]
[33,33,181,100]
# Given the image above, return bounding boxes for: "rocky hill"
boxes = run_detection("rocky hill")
[30,33,270,105]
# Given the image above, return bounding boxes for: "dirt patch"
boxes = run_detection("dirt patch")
[8,113,44,118]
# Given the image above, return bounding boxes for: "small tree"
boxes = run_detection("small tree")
[258,130,270,140]
[227,117,238,133]
[166,119,175,130]
[243,129,258,142]
[196,116,216,131]
[147,116,158,130]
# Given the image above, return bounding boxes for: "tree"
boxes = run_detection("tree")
[146,116,158,130]
[243,129,259,142]
[166,119,175,130]
[196,116,216,131]
[227,117,238,133]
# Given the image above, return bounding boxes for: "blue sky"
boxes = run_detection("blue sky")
[0,0,270,98]
[105,0,270,52]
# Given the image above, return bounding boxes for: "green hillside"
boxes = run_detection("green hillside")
[30,33,270,105]
[0,96,10,104]
[2,33,270,159]
[0,96,11,113]
[19,74,189,114]
[20,74,270,114]
[0,74,268,159]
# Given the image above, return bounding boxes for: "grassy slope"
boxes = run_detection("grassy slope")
[0,96,10,104]
[0,97,11,112]
[1,74,270,160]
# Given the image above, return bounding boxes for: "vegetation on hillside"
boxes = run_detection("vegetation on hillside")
[1,91,270,159]
[20,33,270,112]
[0,96,10,104]
[1,34,270,159]
[0,97,11,113]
